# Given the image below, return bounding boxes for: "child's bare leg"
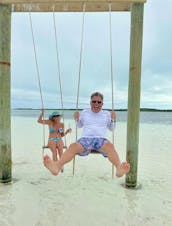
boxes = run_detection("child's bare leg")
[101,142,130,177]
[43,142,84,175]
[48,140,58,161]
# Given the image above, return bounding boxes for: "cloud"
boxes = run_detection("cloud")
[11,0,172,109]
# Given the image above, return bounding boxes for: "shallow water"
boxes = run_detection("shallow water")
[12,109,172,124]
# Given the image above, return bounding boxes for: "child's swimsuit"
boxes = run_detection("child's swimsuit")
[49,137,61,142]
[49,127,63,133]
[49,127,63,142]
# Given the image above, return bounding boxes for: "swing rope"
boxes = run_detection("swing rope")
[29,12,46,155]
[109,3,115,144]
[72,3,115,178]
[52,5,67,147]
[29,9,67,155]
[75,2,86,141]
[109,3,114,112]
[109,3,115,178]
[72,3,86,175]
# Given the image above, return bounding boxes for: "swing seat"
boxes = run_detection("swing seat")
[72,150,115,178]
[90,149,101,154]
[42,145,67,149]
[42,147,99,152]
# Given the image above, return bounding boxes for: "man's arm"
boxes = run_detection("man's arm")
[74,111,83,127]
[107,110,116,130]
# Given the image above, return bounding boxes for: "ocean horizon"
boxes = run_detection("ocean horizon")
[11,108,172,125]
[12,107,172,111]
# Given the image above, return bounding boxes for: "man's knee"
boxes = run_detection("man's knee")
[101,142,114,153]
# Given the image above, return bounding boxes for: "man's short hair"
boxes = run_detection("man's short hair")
[90,92,104,100]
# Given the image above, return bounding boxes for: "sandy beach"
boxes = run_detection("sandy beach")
[0,115,172,226]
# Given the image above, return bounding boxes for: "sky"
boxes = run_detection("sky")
[11,0,172,110]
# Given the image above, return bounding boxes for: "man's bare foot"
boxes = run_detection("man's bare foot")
[116,162,130,177]
[43,155,60,175]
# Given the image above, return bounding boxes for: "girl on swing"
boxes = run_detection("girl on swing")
[38,109,72,168]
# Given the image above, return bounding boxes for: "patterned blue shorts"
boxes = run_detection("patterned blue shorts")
[77,137,109,157]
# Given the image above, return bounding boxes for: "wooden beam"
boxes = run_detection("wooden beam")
[0,0,146,12]
[125,3,144,188]
[0,4,12,183]
[12,2,131,12]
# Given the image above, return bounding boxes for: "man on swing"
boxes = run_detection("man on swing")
[44,91,130,177]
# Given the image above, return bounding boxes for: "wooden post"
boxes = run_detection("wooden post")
[0,4,12,183]
[125,3,144,188]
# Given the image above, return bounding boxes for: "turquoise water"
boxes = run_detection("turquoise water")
[12,109,172,124]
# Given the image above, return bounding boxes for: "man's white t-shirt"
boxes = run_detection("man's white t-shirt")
[76,109,115,138]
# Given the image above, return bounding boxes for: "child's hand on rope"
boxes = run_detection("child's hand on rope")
[65,128,72,135]
[41,108,45,116]
[67,128,72,133]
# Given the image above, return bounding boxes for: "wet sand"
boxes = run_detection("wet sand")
[0,117,172,226]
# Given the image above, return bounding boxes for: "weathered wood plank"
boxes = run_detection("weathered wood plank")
[0,4,12,183]
[126,3,144,188]
[0,0,146,12]
[11,2,131,12]
[0,0,147,3]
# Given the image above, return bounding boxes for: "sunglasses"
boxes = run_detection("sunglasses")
[91,100,102,104]
[53,115,60,118]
